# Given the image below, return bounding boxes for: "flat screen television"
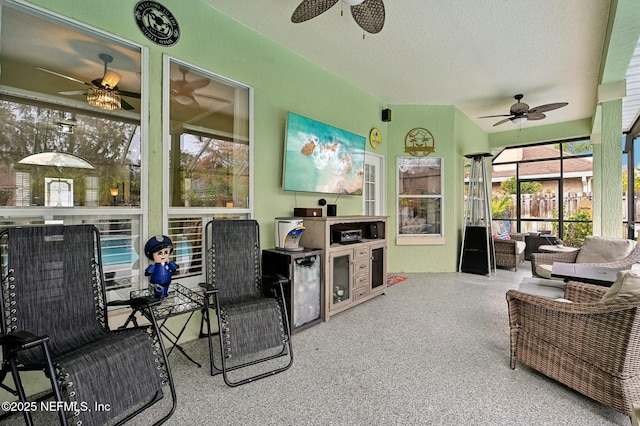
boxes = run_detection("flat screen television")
[282,112,366,195]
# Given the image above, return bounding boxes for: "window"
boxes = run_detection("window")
[166,57,251,211]
[397,157,443,238]
[491,140,593,247]
[0,2,145,298]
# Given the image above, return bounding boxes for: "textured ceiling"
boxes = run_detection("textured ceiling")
[202,0,614,133]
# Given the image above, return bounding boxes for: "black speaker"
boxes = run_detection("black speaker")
[327,204,337,216]
[369,223,378,239]
[381,108,392,122]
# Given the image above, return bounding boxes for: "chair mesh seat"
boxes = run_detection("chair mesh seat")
[222,297,285,358]
[56,329,164,425]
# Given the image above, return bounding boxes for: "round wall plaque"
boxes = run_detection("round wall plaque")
[134,1,180,46]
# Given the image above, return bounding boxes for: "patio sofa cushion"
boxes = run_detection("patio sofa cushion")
[602,270,640,303]
[575,236,636,264]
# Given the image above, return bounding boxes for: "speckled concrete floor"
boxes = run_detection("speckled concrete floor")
[4,264,631,425]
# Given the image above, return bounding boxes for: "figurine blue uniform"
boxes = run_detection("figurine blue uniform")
[144,235,179,297]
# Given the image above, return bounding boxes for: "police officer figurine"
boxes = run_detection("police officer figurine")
[144,235,179,297]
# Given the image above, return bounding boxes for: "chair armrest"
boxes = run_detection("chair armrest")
[530,250,581,276]
[0,330,49,350]
[262,274,290,296]
[564,281,608,302]
[509,233,525,242]
[198,282,219,295]
[494,239,516,254]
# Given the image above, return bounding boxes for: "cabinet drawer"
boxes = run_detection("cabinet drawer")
[353,259,369,275]
[354,247,369,260]
[353,274,369,289]
[353,285,369,301]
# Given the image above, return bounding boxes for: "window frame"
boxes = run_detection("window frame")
[396,156,444,245]
[162,55,254,228]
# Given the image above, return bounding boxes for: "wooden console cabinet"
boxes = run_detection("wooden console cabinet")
[299,216,387,320]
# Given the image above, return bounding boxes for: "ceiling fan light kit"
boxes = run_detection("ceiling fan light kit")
[87,87,121,111]
[37,52,140,111]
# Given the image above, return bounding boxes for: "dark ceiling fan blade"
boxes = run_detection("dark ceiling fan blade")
[291,0,339,23]
[493,117,513,126]
[351,0,385,34]
[526,112,546,121]
[59,90,88,96]
[120,98,135,111]
[478,114,512,118]
[528,102,568,114]
[36,66,92,87]
[117,89,141,99]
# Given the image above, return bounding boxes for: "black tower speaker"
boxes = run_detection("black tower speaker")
[381,108,392,122]
[460,226,494,275]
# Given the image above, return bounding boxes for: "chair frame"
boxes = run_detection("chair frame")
[0,225,176,425]
[200,219,293,387]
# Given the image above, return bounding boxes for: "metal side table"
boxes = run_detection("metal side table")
[126,283,205,367]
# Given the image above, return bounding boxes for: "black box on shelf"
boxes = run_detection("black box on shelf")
[294,208,322,217]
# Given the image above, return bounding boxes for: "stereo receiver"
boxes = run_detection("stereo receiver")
[332,229,362,244]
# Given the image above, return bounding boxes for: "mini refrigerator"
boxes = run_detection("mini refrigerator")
[262,248,323,333]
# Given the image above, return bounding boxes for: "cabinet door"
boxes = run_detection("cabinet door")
[370,242,386,291]
[329,249,353,310]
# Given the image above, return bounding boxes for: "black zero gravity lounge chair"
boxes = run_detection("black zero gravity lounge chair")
[200,219,293,386]
[0,225,176,425]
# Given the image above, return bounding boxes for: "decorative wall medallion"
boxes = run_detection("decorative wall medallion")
[404,127,435,157]
[134,1,180,46]
[369,127,382,149]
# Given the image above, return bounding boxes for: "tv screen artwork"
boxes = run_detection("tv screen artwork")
[283,112,365,195]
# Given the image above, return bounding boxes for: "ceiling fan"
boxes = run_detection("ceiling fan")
[291,0,385,34]
[36,53,140,111]
[479,94,568,127]
[170,68,230,109]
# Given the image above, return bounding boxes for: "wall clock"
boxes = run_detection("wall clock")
[369,127,382,149]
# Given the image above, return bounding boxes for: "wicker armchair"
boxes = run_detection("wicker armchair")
[506,281,640,416]
[531,236,640,279]
[494,234,526,271]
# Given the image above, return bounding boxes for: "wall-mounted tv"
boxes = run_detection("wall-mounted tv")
[283,112,365,195]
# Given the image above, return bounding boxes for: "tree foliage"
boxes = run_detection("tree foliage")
[500,177,541,195]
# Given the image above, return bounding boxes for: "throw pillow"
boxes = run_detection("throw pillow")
[575,236,636,264]
[497,231,511,240]
[601,270,640,303]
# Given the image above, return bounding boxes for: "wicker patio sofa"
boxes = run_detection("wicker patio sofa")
[494,233,526,271]
[531,236,640,279]
[506,279,640,416]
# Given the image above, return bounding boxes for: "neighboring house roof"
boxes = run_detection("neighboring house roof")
[491,145,593,180]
